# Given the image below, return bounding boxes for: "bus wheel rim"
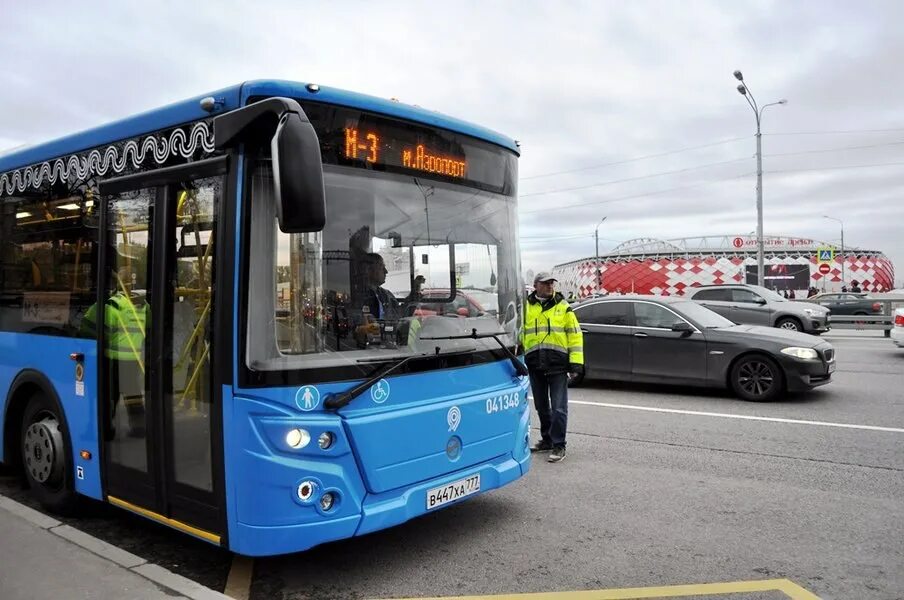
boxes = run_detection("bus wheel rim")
[23,415,63,485]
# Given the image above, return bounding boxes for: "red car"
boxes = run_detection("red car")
[409,289,487,318]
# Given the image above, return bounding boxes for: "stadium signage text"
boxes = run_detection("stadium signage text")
[732,237,817,249]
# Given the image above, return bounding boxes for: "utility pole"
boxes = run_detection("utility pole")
[734,70,786,287]
[755,127,763,286]
[594,216,607,293]
[824,215,844,287]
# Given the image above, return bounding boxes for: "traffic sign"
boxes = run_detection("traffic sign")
[818,263,831,275]
[817,247,834,264]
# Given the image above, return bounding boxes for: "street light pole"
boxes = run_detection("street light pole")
[734,70,786,287]
[823,215,844,287]
[594,216,607,293]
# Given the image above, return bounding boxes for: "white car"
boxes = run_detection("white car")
[893,308,904,348]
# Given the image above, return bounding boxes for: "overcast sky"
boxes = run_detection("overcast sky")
[2,0,902,286]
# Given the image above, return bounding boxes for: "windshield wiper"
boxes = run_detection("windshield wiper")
[419,329,529,377]
[323,347,476,410]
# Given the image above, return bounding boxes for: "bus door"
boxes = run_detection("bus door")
[97,158,228,542]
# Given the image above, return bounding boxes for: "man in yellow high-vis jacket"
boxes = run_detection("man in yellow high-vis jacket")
[522,272,583,463]
[80,265,149,439]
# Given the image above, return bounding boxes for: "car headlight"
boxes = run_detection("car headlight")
[781,347,818,360]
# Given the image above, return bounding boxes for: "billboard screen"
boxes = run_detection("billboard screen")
[745,264,811,291]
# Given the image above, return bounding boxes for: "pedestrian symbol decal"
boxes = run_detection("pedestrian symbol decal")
[817,247,834,263]
[371,379,390,404]
[295,386,321,411]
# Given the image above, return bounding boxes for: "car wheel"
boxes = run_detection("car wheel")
[20,392,79,514]
[730,354,785,402]
[776,317,802,332]
[853,311,869,327]
[567,372,584,387]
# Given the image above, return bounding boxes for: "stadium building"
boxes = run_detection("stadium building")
[553,235,896,298]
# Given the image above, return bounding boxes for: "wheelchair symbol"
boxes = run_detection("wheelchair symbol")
[371,379,390,404]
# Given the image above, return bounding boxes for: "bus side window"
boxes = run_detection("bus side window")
[0,192,99,337]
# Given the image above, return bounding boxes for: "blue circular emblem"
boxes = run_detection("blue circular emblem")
[371,379,391,404]
[445,436,462,461]
[295,386,321,411]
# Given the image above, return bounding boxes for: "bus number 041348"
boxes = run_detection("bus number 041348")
[486,392,520,414]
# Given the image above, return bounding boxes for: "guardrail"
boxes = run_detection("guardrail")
[828,314,893,336]
[823,297,904,337]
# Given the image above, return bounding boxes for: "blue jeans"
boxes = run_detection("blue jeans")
[529,370,568,448]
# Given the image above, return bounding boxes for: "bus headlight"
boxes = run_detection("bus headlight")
[286,428,311,449]
[320,492,335,511]
[318,432,334,450]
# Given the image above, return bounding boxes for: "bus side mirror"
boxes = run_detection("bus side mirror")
[214,97,326,233]
[271,112,326,232]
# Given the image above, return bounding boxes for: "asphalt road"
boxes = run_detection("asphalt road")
[2,333,902,600]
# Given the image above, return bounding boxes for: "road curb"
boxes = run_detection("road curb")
[0,493,61,529]
[0,493,232,600]
[52,523,146,568]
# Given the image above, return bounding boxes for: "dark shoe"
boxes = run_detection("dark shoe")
[530,440,553,453]
[548,446,566,463]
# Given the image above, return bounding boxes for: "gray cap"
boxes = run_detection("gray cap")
[534,271,557,283]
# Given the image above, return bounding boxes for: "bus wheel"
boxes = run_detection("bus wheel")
[20,393,79,514]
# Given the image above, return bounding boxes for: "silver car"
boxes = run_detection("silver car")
[686,284,830,334]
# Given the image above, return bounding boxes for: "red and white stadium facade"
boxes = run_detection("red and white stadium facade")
[553,235,896,298]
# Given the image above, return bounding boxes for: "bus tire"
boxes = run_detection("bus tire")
[20,392,79,515]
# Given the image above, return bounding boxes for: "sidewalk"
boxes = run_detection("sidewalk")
[0,494,230,600]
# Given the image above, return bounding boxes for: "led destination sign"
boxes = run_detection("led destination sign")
[344,128,468,179]
[295,101,515,193]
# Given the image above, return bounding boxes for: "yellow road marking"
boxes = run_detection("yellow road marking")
[224,554,255,600]
[772,580,822,600]
[381,578,821,599]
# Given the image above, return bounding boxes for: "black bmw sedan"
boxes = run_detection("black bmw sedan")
[571,296,835,401]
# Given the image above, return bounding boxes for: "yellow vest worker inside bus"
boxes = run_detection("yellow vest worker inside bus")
[81,263,148,439]
[521,272,583,464]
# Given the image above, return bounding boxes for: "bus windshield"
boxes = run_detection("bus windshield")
[245,161,521,375]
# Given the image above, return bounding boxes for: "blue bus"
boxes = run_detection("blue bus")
[0,80,529,556]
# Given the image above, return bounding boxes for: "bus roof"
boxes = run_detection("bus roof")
[0,80,519,173]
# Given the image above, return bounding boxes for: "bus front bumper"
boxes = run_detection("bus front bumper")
[356,449,530,537]
[227,450,530,556]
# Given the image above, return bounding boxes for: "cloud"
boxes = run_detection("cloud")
[1,0,901,285]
